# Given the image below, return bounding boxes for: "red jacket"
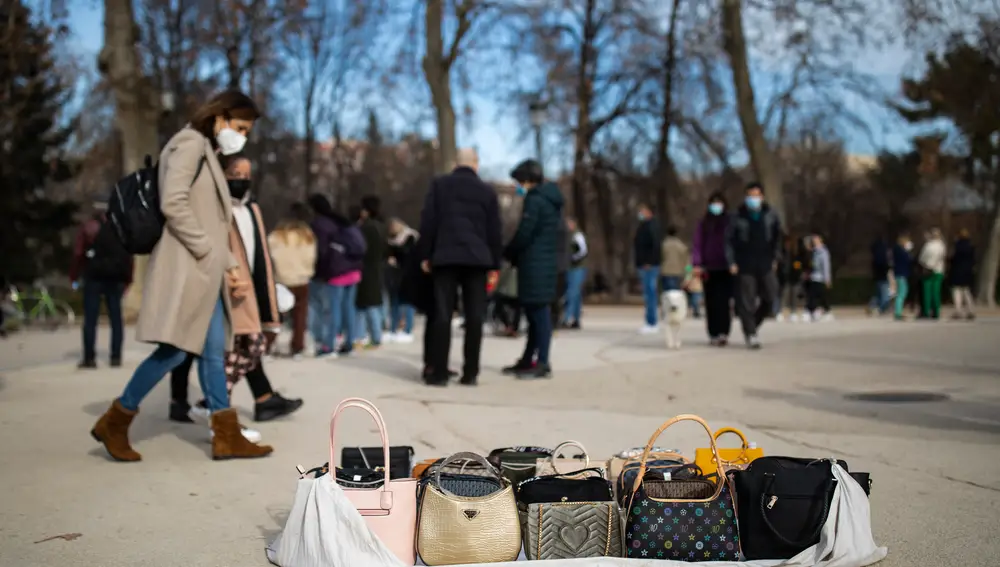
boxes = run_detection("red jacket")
[69,216,133,285]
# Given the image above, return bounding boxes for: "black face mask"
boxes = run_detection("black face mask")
[228,179,251,199]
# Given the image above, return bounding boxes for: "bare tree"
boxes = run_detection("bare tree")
[281,0,385,195]
[99,0,164,318]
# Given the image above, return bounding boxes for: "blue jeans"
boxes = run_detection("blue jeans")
[389,293,415,333]
[870,280,891,314]
[660,275,682,291]
[563,267,586,324]
[330,284,357,349]
[689,291,703,318]
[309,280,333,350]
[119,297,229,412]
[519,303,553,365]
[639,266,660,326]
[82,279,125,362]
[357,305,384,345]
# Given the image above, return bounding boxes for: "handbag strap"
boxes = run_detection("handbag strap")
[329,398,391,493]
[550,440,590,474]
[435,452,501,489]
[629,414,725,502]
[713,427,750,465]
[759,469,833,548]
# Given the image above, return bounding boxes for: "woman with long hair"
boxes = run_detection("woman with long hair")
[90,90,273,461]
[385,217,419,342]
[268,202,317,357]
[691,192,733,346]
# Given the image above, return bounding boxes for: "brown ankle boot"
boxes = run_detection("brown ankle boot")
[91,399,142,462]
[211,409,273,460]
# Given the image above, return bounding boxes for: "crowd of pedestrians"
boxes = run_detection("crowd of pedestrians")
[51,89,986,463]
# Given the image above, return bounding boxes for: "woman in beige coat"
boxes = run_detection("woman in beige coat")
[91,90,273,462]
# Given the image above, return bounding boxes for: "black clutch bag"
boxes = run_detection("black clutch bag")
[731,456,870,560]
[517,468,613,505]
[341,446,414,480]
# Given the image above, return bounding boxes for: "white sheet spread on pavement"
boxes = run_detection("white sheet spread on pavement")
[265,463,887,567]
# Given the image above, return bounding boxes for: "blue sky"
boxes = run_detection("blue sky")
[65,1,918,180]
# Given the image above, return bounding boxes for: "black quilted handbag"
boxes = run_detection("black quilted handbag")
[731,457,866,559]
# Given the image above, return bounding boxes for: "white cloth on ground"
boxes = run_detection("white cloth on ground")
[266,462,887,567]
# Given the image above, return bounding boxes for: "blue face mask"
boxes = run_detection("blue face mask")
[515,185,526,197]
[745,196,762,210]
[708,203,724,216]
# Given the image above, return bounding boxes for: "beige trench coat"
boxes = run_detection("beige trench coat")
[135,127,238,355]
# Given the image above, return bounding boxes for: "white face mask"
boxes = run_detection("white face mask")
[216,124,247,155]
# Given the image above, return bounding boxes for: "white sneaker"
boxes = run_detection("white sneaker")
[209,426,262,444]
[788,313,799,323]
[775,313,784,322]
[394,332,414,344]
[384,332,397,343]
[189,404,211,421]
[638,325,660,335]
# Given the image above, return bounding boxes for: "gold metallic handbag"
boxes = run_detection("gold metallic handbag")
[416,452,522,565]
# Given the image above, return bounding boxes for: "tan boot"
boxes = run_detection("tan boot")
[91,399,142,462]
[211,408,273,460]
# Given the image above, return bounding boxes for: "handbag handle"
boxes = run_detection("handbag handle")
[629,414,725,500]
[329,398,391,495]
[712,427,750,466]
[759,470,833,548]
[550,440,590,474]
[435,452,501,490]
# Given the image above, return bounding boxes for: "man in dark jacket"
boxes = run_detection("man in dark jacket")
[69,203,133,369]
[503,159,564,379]
[418,149,503,386]
[633,204,662,333]
[725,182,782,349]
[949,229,975,320]
[867,236,891,316]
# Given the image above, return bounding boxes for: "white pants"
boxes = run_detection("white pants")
[952,286,974,315]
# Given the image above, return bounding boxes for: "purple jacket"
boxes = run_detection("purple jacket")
[692,215,729,270]
[311,216,361,280]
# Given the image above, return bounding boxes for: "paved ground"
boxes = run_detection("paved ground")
[1,307,998,566]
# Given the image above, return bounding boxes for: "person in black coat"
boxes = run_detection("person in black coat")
[949,229,975,320]
[502,159,564,379]
[356,196,388,346]
[417,149,503,387]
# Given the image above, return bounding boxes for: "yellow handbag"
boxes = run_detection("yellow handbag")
[694,427,763,478]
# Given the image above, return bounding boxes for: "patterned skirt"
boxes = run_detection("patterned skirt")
[225,333,266,389]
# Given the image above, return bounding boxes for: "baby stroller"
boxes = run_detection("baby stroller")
[488,264,520,336]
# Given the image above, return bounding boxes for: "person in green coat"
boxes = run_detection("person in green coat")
[502,159,565,379]
[355,196,388,347]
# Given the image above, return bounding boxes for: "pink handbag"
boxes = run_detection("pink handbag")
[330,398,418,565]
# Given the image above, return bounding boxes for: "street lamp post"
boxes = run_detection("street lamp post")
[529,98,547,167]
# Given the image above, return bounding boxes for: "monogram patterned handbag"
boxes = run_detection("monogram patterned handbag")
[624,415,741,562]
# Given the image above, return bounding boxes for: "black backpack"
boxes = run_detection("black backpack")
[85,217,133,282]
[107,154,205,254]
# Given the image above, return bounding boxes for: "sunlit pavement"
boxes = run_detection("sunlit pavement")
[1,306,998,566]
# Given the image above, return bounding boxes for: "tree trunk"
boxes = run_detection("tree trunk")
[422,0,457,174]
[100,0,162,321]
[976,181,1000,306]
[653,0,683,227]
[570,0,597,231]
[721,0,786,221]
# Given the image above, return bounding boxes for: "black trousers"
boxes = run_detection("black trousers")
[736,271,778,338]
[170,352,273,404]
[429,266,488,380]
[806,281,830,312]
[703,269,733,338]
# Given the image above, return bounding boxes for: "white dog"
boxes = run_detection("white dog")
[661,289,688,349]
